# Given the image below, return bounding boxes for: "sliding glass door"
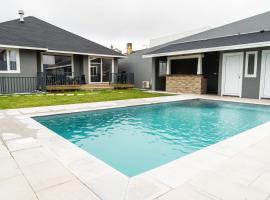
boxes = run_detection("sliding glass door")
[90,58,101,82]
[89,57,113,83]
[102,58,112,82]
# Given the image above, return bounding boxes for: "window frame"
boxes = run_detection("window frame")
[158,60,167,77]
[245,51,258,78]
[0,48,20,73]
[41,52,74,77]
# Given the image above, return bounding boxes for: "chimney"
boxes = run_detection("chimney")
[127,43,133,55]
[18,10,24,22]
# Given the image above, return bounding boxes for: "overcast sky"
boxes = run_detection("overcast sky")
[1,0,270,52]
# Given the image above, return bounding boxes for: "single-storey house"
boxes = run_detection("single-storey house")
[0,11,128,94]
[143,11,270,99]
[121,11,270,99]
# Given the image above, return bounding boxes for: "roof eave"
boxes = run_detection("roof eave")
[142,41,270,58]
[0,44,48,51]
[0,44,126,58]
[46,49,126,58]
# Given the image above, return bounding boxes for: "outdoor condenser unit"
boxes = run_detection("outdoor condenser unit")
[142,81,150,89]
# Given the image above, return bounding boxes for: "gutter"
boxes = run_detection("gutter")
[142,41,270,58]
[0,44,126,58]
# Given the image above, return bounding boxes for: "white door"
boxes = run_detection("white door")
[260,50,270,98]
[222,52,244,97]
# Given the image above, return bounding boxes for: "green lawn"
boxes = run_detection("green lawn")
[0,89,171,109]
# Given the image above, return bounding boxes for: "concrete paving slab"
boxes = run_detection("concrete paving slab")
[21,160,74,191]
[36,179,100,200]
[0,175,37,200]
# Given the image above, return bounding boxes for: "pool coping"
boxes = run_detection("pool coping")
[1,94,270,199]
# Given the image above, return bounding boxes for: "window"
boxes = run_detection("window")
[245,51,258,78]
[102,58,112,82]
[90,58,101,64]
[43,54,73,76]
[159,61,167,77]
[0,49,20,73]
[90,66,98,76]
[0,50,7,71]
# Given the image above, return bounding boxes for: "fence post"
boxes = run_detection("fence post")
[42,72,47,92]
[0,77,3,94]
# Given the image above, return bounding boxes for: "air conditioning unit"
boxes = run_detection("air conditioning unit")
[142,81,150,89]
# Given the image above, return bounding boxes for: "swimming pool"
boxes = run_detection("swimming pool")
[34,99,270,176]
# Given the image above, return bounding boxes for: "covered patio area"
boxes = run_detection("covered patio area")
[154,52,220,94]
[39,53,134,91]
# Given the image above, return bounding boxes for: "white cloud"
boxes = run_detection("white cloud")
[0,0,270,52]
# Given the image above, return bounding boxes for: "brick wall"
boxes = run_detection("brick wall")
[166,74,207,94]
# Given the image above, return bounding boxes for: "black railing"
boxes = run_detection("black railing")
[0,77,37,94]
[0,72,134,94]
[90,73,101,82]
[37,72,86,86]
[109,73,134,84]
[90,73,134,84]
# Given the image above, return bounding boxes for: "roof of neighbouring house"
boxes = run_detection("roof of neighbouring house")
[0,16,125,57]
[144,11,270,57]
[149,27,211,48]
[144,30,270,57]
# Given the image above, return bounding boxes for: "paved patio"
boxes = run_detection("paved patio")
[0,95,270,200]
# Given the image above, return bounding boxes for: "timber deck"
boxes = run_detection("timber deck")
[46,83,134,91]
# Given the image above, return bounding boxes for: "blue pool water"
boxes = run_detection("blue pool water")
[34,100,270,176]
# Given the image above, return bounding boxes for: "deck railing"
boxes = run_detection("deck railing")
[38,73,86,86]
[0,72,134,94]
[36,72,86,92]
[109,73,134,84]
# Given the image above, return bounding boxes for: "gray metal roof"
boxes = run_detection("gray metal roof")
[144,11,270,56]
[145,30,270,56]
[170,11,270,45]
[0,16,124,57]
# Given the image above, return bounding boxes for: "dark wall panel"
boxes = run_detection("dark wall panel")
[155,57,166,91]
[171,59,197,74]
[202,52,220,94]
